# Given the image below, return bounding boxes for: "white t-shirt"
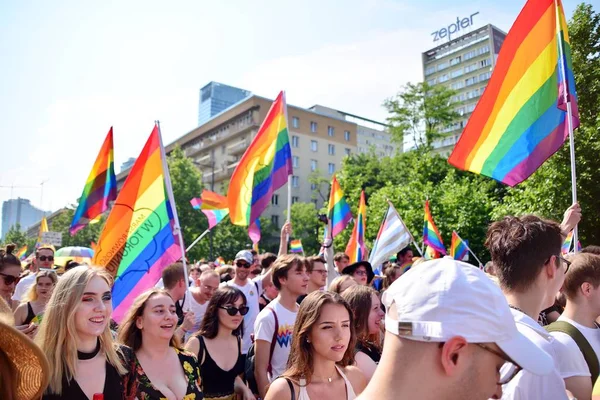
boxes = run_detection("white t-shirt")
[224,277,263,354]
[184,294,209,342]
[501,309,568,400]
[12,273,37,301]
[549,315,600,378]
[254,297,297,382]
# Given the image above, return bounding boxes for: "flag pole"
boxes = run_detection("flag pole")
[156,121,189,286]
[388,200,423,256]
[185,229,211,253]
[555,0,579,252]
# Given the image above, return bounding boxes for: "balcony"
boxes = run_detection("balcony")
[185,118,258,159]
[228,139,250,156]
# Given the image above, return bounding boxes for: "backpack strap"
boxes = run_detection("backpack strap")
[546,321,600,383]
[266,307,279,376]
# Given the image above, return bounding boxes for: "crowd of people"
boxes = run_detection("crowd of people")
[4,203,600,399]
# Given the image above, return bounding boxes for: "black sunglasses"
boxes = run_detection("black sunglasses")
[235,261,251,268]
[219,305,250,316]
[0,272,21,286]
[38,255,54,262]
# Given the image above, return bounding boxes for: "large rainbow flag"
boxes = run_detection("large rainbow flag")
[328,174,352,237]
[16,245,28,260]
[70,128,117,234]
[450,231,469,260]
[346,190,367,263]
[93,125,182,322]
[449,0,579,186]
[423,200,446,255]
[190,190,229,229]
[228,92,293,226]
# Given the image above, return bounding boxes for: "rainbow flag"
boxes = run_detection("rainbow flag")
[345,190,367,263]
[450,231,469,260]
[423,200,446,255]
[70,128,117,234]
[328,174,352,237]
[93,125,182,322]
[424,245,442,260]
[561,230,573,254]
[401,262,412,274]
[228,91,293,226]
[449,0,579,186]
[290,239,303,254]
[215,256,225,266]
[16,245,27,260]
[190,190,229,229]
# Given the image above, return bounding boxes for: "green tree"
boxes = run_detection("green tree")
[384,82,460,149]
[1,224,35,250]
[49,208,106,248]
[308,170,330,203]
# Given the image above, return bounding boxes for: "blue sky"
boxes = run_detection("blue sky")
[0,0,583,225]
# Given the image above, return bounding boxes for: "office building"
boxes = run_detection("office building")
[422,23,507,156]
[198,82,252,126]
[1,198,50,238]
[117,92,392,229]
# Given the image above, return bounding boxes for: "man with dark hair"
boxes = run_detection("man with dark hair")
[396,246,414,265]
[549,253,600,400]
[254,254,308,399]
[297,255,326,304]
[162,262,195,341]
[13,245,54,302]
[260,252,277,272]
[485,204,581,399]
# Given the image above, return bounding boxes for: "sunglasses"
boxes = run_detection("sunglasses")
[354,269,367,276]
[236,261,251,268]
[219,305,250,316]
[250,269,261,276]
[38,256,54,262]
[0,272,21,286]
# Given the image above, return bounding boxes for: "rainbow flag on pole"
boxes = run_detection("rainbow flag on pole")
[70,128,117,234]
[228,91,293,226]
[450,231,469,260]
[190,190,229,229]
[561,230,581,254]
[423,200,446,255]
[346,190,367,263]
[290,239,303,254]
[93,125,182,322]
[449,0,579,186]
[328,174,352,237]
[16,245,28,260]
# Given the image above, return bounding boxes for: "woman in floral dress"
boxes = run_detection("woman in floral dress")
[118,288,203,400]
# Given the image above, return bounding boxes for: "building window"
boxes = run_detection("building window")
[292,196,299,204]
[438,61,449,71]
[328,126,334,137]
[450,56,461,66]
[292,117,299,128]
[328,144,335,155]
[292,135,299,148]
[479,58,491,68]
[311,140,318,152]
[293,156,299,168]
[425,66,436,75]
[292,176,299,187]
[271,215,279,228]
[450,69,463,79]
[438,74,449,83]
[310,159,318,171]
[310,121,318,133]
[344,131,350,141]
[271,194,279,205]
[221,145,226,154]
[345,148,351,155]
[427,79,436,86]
[328,163,335,174]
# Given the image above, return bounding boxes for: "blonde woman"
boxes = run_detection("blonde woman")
[118,288,203,400]
[36,266,136,399]
[14,270,57,327]
[328,275,358,295]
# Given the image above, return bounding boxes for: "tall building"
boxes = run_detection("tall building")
[198,82,252,126]
[1,198,50,238]
[422,23,506,156]
[117,92,393,229]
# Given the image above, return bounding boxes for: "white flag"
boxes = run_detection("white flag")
[369,201,413,273]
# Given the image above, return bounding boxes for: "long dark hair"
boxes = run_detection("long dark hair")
[282,291,356,384]
[197,286,246,339]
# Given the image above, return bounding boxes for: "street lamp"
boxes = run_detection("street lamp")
[191,158,215,260]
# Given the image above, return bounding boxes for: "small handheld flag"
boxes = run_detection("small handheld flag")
[16,245,28,260]
[290,239,304,254]
[423,200,446,255]
[450,231,469,260]
[346,190,367,263]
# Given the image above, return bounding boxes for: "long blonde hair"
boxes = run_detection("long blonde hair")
[35,266,127,395]
[24,270,57,302]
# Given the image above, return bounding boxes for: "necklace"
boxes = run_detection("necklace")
[77,339,101,360]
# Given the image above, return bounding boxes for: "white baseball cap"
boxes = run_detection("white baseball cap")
[382,257,553,376]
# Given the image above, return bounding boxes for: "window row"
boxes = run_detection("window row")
[291,117,351,141]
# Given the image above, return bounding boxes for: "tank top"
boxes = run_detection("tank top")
[196,335,244,400]
[24,302,37,325]
[298,365,356,400]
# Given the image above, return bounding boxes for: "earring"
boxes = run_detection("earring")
[306,338,311,343]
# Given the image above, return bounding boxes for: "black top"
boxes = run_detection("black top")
[42,345,136,400]
[196,335,244,400]
[356,341,381,364]
[175,294,186,326]
[296,294,307,304]
[23,302,37,325]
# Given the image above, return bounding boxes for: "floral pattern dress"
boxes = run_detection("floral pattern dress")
[134,348,204,400]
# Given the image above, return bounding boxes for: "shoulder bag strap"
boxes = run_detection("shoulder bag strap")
[284,377,296,400]
[267,307,279,375]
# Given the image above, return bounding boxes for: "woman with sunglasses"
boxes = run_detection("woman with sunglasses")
[0,244,22,311]
[185,286,255,400]
[14,269,57,327]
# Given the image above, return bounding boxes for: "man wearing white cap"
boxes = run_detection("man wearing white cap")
[357,257,554,400]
